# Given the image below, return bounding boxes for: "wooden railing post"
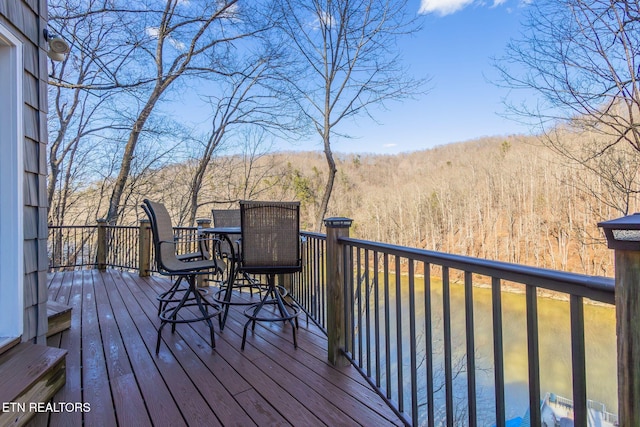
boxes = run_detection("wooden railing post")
[614,249,640,426]
[139,219,151,277]
[598,214,640,426]
[196,218,211,287]
[324,217,353,367]
[96,219,107,271]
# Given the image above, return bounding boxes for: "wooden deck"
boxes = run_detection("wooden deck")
[32,269,402,426]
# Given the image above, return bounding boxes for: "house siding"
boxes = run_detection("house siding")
[1,0,49,344]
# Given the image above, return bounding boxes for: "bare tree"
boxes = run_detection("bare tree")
[102,0,268,224]
[274,0,426,230]
[184,52,297,225]
[496,0,640,215]
[47,0,135,224]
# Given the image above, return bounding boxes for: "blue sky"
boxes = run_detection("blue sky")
[171,0,535,155]
[299,0,535,155]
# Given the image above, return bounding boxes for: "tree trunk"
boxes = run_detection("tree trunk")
[315,131,337,232]
[188,159,208,226]
[105,89,163,224]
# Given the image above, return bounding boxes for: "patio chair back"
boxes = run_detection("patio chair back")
[212,208,241,227]
[142,199,187,273]
[239,201,301,273]
[212,208,241,255]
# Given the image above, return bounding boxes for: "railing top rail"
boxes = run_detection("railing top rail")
[48,224,98,229]
[301,231,327,240]
[339,236,615,305]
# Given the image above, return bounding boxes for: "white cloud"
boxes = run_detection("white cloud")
[419,0,524,15]
[146,27,160,38]
[383,143,397,148]
[419,0,476,15]
[309,12,335,31]
[169,38,186,50]
[145,27,186,51]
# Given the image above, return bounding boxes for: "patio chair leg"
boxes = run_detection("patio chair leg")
[158,276,184,315]
[156,322,167,354]
[192,278,216,349]
[292,326,297,349]
[157,275,221,353]
[241,320,251,350]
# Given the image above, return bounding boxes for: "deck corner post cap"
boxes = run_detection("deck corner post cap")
[97,218,108,224]
[324,217,353,228]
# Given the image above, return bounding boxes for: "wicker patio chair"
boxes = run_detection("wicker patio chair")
[211,208,262,296]
[154,226,210,316]
[142,199,222,354]
[211,208,241,255]
[238,201,302,350]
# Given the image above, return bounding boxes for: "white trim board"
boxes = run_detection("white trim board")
[0,23,25,339]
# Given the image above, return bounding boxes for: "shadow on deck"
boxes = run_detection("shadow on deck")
[32,269,402,426]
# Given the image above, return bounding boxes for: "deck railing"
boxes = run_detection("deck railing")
[336,236,615,427]
[48,221,203,273]
[293,232,328,330]
[48,225,98,269]
[48,220,623,427]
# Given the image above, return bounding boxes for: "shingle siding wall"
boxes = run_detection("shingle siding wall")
[1,0,49,344]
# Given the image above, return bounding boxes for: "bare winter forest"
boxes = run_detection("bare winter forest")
[56,133,637,277]
[46,1,640,279]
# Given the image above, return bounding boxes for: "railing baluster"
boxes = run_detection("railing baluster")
[571,294,587,427]
[321,239,326,328]
[465,271,477,427]
[357,248,363,368]
[349,245,356,359]
[365,248,371,377]
[374,251,381,388]
[424,262,435,427]
[315,238,319,322]
[408,259,418,425]
[396,255,404,413]
[526,285,541,426]
[492,277,506,427]
[443,266,454,427]
[384,253,392,399]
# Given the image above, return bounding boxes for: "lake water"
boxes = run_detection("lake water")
[356,274,617,425]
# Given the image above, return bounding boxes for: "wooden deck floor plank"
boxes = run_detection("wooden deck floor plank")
[45,271,64,302]
[109,271,223,427]
[251,319,398,418]
[212,286,403,422]
[44,270,404,427]
[221,310,402,425]
[80,269,117,427]
[111,373,153,427]
[142,273,334,427]
[251,355,374,426]
[233,388,293,426]
[122,273,258,426]
[92,270,153,426]
[254,301,375,390]
[169,300,325,427]
[169,285,401,425]
[101,271,190,427]
[44,270,85,427]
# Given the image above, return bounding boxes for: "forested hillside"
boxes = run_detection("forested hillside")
[46,1,640,279]
[59,134,636,277]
